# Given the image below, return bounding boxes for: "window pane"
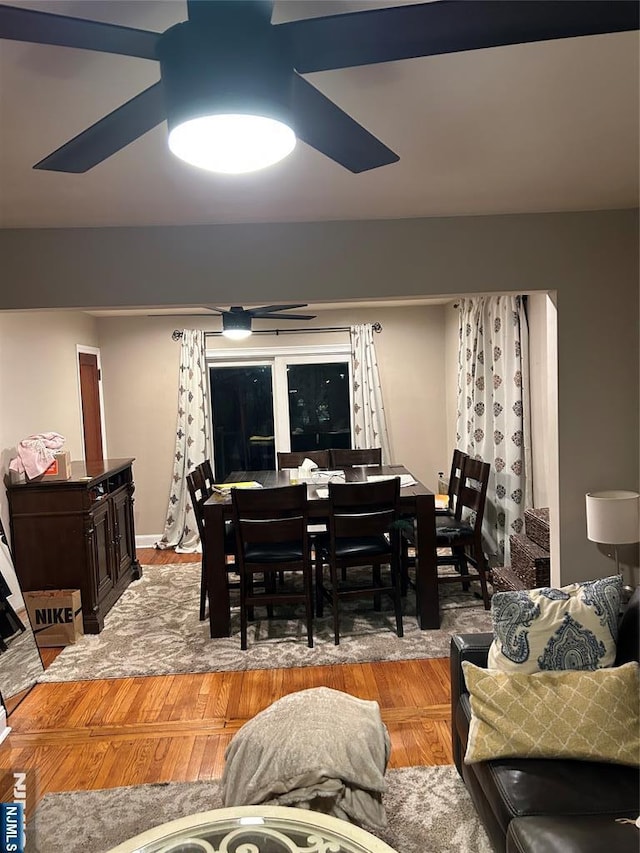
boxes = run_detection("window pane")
[287,362,351,452]
[210,366,275,480]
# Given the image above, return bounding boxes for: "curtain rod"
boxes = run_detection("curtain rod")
[171,322,382,341]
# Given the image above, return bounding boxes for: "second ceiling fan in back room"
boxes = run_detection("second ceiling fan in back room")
[1,0,638,175]
[193,304,317,339]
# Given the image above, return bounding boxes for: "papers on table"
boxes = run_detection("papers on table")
[213,481,263,491]
[366,473,417,488]
[311,470,346,480]
[314,487,329,499]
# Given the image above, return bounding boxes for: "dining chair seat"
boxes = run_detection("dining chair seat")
[316,534,390,559]
[244,541,305,563]
[434,518,473,541]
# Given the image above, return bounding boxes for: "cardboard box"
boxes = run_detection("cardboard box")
[24,589,83,647]
[28,450,72,482]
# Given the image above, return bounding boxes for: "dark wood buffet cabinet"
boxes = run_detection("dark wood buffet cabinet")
[7,458,142,633]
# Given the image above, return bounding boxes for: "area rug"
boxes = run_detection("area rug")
[28,765,492,853]
[39,563,492,682]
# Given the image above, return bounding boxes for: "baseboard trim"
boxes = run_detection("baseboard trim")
[136,534,162,548]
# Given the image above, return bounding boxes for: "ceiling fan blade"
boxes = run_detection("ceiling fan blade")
[34,82,165,173]
[282,0,639,73]
[256,313,317,321]
[291,75,398,173]
[0,3,160,60]
[249,304,309,315]
[201,307,227,314]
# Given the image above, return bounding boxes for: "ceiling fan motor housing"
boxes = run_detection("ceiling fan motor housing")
[222,309,252,335]
[158,14,295,134]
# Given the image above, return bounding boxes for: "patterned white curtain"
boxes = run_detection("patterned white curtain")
[350,324,392,463]
[156,330,211,553]
[455,296,532,565]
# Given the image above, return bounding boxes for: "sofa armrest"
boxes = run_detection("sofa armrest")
[450,633,493,775]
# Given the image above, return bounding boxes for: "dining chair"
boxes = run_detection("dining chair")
[186,468,237,621]
[438,449,468,518]
[232,484,314,650]
[199,459,215,493]
[277,450,330,470]
[329,448,382,468]
[315,478,403,645]
[401,457,491,609]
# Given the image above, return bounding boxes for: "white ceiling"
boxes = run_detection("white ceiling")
[0,0,638,229]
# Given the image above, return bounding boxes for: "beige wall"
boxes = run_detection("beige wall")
[0,310,99,603]
[96,305,449,538]
[0,208,638,584]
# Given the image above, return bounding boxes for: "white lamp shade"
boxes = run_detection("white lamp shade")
[585,490,640,545]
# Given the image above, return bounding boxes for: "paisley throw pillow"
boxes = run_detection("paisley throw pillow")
[487,575,622,674]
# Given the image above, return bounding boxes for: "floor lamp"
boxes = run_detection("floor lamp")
[585,490,640,591]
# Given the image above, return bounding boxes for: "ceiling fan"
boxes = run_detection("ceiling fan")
[1,1,637,175]
[195,303,317,339]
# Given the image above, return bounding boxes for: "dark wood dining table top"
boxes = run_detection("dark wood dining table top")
[202,464,438,637]
[205,464,433,508]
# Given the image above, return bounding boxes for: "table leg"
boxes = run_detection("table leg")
[203,503,231,638]
[414,492,439,629]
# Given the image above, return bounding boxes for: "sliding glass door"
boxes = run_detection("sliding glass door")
[209,347,352,479]
[209,364,275,481]
[284,361,351,452]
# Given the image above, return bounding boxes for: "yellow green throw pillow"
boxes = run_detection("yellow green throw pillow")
[463,660,639,766]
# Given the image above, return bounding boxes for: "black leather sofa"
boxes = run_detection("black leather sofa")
[450,586,640,853]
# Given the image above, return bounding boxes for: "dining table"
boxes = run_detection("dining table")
[202,464,437,638]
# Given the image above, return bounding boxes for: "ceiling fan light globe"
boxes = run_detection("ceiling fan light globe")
[168,114,296,174]
[222,328,252,340]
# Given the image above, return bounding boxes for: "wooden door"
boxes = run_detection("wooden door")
[78,352,104,461]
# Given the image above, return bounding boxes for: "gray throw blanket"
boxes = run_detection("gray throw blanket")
[220,686,391,829]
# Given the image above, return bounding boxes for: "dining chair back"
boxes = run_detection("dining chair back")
[438,449,468,517]
[315,478,403,644]
[186,468,209,542]
[232,484,313,650]
[329,448,382,468]
[401,457,491,609]
[187,468,237,621]
[277,450,330,470]
[438,457,491,604]
[198,459,215,495]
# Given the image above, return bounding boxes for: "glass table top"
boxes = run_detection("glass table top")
[107,805,398,853]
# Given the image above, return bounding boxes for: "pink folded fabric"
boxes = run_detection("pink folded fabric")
[9,432,66,479]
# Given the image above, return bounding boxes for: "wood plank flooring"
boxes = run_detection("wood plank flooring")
[0,549,453,819]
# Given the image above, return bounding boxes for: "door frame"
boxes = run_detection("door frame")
[76,345,108,460]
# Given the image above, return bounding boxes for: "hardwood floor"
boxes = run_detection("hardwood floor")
[0,548,453,818]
